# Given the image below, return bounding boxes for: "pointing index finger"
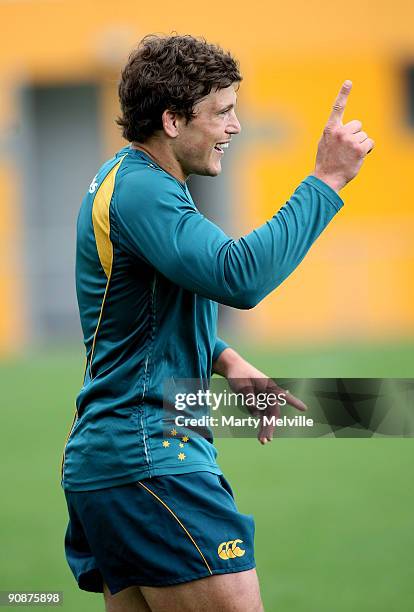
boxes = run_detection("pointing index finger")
[326,80,352,128]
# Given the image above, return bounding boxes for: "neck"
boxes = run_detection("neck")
[130,139,187,183]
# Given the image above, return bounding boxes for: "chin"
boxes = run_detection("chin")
[205,162,222,177]
[208,168,221,177]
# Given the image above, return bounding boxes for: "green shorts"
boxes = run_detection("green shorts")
[64,471,256,594]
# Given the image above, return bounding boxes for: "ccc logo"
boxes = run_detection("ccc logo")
[217,539,245,560]
[88,175,98,194]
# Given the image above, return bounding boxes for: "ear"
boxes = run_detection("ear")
[162,110,183,138]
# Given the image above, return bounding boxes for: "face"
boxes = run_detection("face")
[171,84,241,179]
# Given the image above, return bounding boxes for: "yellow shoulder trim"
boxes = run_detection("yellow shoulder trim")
[89,154,127,378]
[92,155,127,278]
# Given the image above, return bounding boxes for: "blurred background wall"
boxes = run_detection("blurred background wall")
[0,0,413,353]
[1,4,413,611]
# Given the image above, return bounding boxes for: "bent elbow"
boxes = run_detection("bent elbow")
[226,290,262,310]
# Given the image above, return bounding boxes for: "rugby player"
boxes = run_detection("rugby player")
[61,35,374,611]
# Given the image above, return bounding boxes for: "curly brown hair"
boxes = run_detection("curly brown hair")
[116,34,242,142]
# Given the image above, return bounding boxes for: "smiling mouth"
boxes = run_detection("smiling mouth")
[214,142,230,153]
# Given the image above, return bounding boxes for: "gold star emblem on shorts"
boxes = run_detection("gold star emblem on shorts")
[182,435,189,442]
[178,452,186,461]
[170,428,177,436]
[162,440,170,448]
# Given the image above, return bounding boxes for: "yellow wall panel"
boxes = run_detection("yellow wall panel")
[0,164,24,354]
[0,0,413,349]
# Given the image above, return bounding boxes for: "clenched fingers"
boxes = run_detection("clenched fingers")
[355,131,368,143]
[362,138,375,154]
[343,119,362,134]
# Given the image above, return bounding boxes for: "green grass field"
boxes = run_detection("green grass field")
[1,341,413,611]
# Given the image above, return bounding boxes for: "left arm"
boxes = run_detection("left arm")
[212,337,230,366]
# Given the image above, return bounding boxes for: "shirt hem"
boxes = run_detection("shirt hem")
[61,461,222,492]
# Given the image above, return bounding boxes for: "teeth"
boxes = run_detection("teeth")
[214,142,229,152]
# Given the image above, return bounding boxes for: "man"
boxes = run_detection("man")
[61,35,373,611]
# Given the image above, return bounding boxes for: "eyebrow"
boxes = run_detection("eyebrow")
[217,102,235,113]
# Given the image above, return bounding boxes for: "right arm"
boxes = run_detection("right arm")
[114,80,373,310]
[114,172,342,310]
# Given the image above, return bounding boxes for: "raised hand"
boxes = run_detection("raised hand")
[313,80,375,192]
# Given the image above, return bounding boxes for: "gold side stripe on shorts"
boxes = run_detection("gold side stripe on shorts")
[138,481,213,575]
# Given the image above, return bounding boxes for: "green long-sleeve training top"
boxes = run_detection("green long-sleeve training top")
[61,145,343,491]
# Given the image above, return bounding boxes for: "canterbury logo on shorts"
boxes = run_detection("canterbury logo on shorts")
[217,539,245,560]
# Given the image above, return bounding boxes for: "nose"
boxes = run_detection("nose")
[227,110,241,135]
